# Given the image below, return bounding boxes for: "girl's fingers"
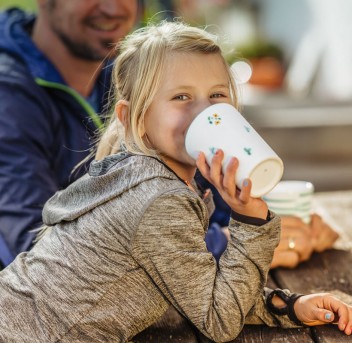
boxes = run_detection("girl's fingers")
[345,314,352,335]
[337,307,350,332]
[345,325,352,335]
[197,150,229,195]
[296,293,352,335]
[313,309,335,324]
[238,178,251,203]
[196,152,239,201]
[196,152,211,180]
[325,297,351,333]
[222,157,238,198]
[209,149,224,186]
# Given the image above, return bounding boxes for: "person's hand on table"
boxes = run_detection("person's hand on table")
[294,293,352,335]
[270,214,339,269]
[310,213,339,252]
[270,216,314,269]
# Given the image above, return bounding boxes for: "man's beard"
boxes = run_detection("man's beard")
[47,0,116,62]
[47,0,115,61]
[57,31,114,61]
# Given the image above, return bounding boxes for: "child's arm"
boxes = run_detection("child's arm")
[133,188,281,342]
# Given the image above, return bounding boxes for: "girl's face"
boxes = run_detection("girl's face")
[144,52,233,180]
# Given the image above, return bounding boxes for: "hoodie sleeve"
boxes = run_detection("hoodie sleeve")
[132,190,297,342]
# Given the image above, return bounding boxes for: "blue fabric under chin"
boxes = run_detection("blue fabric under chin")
[0,232,14,269]
[205,223,228,265]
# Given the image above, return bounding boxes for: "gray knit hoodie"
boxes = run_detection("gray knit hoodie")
[0,153,297,343]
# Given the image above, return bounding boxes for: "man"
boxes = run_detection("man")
[0,0,140,267]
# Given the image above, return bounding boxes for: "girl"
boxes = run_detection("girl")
[0,21,351,343]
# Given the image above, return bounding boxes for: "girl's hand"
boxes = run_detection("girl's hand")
[196,150,268,220]
[294,293,352,335]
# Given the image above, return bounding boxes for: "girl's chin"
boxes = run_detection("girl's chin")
[160,151,197,169]
[181,154,197,167]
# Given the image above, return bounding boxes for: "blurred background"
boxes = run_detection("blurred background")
[2,0,351,192]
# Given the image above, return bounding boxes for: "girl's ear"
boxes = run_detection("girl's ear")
[115,100,130,128]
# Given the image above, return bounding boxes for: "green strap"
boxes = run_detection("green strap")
[35,78,104,130]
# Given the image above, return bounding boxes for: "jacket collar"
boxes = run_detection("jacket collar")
[0,8,64,83]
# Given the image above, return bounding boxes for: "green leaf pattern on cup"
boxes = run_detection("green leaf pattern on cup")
[209,147,218,155]
[207,117,252,157]
[207,113,221,125]
[244,126,252,156]
[244,147,252,156]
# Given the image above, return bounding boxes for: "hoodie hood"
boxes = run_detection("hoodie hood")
[0,8,65,83]
[42,153,184,226]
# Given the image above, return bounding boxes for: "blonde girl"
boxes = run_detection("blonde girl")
[0,21,351,343]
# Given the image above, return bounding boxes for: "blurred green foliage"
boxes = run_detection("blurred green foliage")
[226,41,284,64]
[0,0,37,12]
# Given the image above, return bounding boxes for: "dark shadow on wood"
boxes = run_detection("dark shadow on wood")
[271,250,352,295]
[196,325,314,343]
[132,306,198,342]
[311,325,352,343]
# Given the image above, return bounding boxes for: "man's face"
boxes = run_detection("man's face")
[44,0,138,61]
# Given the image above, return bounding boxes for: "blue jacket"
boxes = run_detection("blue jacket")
[0,8,111,264]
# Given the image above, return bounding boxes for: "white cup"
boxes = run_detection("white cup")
[185,103,284,197]
[263,180,314,223]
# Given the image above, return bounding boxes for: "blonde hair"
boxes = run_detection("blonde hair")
[95,20,238,160]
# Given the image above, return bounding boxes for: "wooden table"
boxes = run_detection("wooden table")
[133,190,352,343]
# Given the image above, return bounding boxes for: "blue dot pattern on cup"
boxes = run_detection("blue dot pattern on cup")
[207,113,222,125]
[207,114,255,159]
[185,103,284,198]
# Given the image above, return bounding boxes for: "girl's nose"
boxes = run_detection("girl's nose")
[193,100,213,119]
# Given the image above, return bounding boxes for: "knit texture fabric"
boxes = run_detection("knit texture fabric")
[0,154,296,342]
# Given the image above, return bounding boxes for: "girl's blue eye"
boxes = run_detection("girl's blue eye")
[211,93,226,98]
[173,94,188,100]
